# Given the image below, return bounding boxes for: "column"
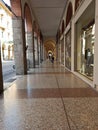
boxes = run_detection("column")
[64,35,65,66]
[26,32,34,68]
[41,40,44,62]
[40,40,42,63]
[0,41,3,93]
[12,17,27,75]
[59,40,62,64]
[37,37,39,65]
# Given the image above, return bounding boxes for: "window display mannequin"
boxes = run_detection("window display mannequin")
[85,48,91,64]
[85,48,93,76]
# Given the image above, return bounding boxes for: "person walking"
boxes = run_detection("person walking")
[51,56,54,63]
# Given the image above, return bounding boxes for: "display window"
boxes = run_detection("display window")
[65,30,71,70]
[75,0,95,80]
[81,23,95,79]
[61,38,64,65]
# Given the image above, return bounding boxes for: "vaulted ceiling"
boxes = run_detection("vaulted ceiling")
[44,40,56,52]
[30,0,67,37]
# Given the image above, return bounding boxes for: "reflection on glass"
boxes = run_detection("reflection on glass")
[75,0,95,80]
[77,23,95,80]
[65,30,71,70]
[61,38,64,65]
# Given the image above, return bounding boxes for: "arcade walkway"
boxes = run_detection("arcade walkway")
[0,60,98,130]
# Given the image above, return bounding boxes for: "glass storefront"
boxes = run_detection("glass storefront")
[75,0,95,80]
[61,38,64,65]
[81,24,95,78]
[65,30,71,70]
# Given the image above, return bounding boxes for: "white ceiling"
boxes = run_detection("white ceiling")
[30,0,67,37]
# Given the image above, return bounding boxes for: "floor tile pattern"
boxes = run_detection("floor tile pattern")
[0,60,98,130]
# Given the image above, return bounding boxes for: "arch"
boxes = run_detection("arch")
[33,21,40,37]
[66,2,73,27]
[24,3,35,68]
[24,3,32,32]
[75,0,82,11]
[44,39,56,56]
[10,0,21,17]
[44,39,56,47]
[62,20,64,33]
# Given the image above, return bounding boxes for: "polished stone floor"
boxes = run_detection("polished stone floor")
[0,60,98,130]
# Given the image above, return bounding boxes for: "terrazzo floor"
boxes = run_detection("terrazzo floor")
[1,60,98,130]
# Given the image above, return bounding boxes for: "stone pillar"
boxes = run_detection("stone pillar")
[26,32,34,68]
[59,40,62,64]
[34,32,39,66]
[12,17,27,75]
[40,41,43,63]
[63,35,65,66]
[42,44,44,61]
[38,44,40,65]
[56,43,58,61]
[94,0,98,87]
[33,30,35,68]
[38,40,41,64]
[37,37,40,65]
[39,41,41,63]
[0,41,3,93]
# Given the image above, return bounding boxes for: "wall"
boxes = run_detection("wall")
[94,0,98,87]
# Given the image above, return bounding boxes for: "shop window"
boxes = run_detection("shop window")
[61,38,64,65]
[65,30,71,70]
[75,22,95,80]
[75,0,95,80]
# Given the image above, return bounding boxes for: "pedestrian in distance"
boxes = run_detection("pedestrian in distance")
[51,56,54,63]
